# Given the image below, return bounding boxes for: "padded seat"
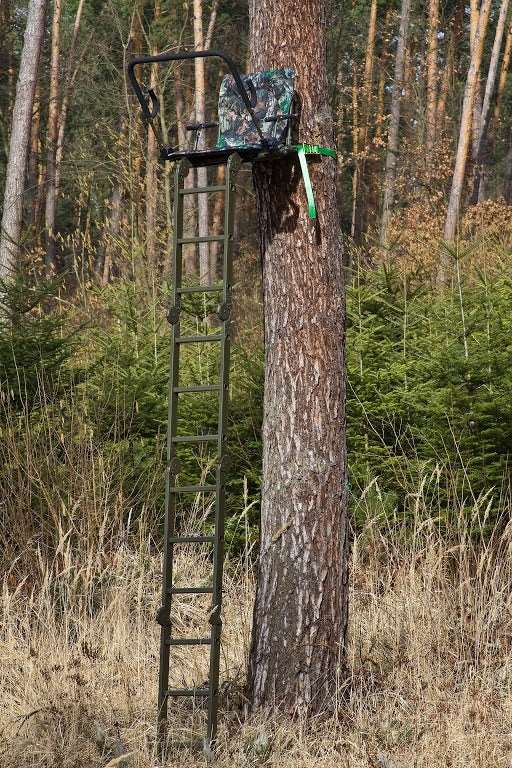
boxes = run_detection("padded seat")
[217,68,295,149]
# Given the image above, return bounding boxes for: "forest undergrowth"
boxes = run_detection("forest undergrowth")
[1,239,512,766]
[2,472,512,767]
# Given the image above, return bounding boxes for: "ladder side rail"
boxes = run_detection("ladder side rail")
[157,158,189,745]
[206,153,241,750]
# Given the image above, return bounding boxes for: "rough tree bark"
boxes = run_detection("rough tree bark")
[380,0,412,247]
[425,0,439,160]
[444,0,492,241]
[44,0,62,273]
[0,0,47,278]
[247,0,349,712]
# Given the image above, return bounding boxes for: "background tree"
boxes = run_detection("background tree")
[0,0,46,278]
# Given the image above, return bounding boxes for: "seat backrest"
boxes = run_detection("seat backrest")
[217,68,295,149]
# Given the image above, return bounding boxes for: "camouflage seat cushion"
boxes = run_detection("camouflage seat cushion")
[217,68,295,149]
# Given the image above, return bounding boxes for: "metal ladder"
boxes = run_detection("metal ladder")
[156,152,242,756]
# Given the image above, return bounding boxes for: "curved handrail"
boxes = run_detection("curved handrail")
[127,49,269,149]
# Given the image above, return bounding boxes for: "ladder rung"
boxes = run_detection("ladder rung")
[176,285,223,294]
[179,185,226,195]
[175,334,223,344]
[167,637,211,646]
[169,535,215,544]
[173,385,221,393]
[169,484,217,493]
[166,688,209,697]
[172,434,218,443]
[178,235,225,245]
[170,586,214,594]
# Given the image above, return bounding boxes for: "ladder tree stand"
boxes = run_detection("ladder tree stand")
[127,49,336,758]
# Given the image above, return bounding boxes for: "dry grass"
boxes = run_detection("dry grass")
[2,432,512,767]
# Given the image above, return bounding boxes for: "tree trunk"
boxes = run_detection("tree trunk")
[443,0,492,241]
[472,0,510,202]
[145,0,161,269]
[425,0,439,160]
[380,0,412,247]
[175,72,198,275]
[493,19,512,126]
[504,125,512,202]
[437,19,456,136]
[193,0,211,285]
[0,0,46,278]
[25,82,41,228]
[248,0,348,713]
[352,0,377,240]
[54,0,86,197]
[44,0,62,274]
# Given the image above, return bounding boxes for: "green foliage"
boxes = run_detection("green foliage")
[0,277,77,414]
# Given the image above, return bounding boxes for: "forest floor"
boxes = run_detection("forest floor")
[2,505,512,768]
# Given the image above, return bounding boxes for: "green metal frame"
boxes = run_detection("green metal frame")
[157,153,242,759]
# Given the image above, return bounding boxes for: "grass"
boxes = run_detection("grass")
[2,467,512,767]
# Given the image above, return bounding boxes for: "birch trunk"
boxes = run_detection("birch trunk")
[472,0,510,202]
[443,0,492,241]
[0,0,46,277]
[248,0,348,712]
[425,0,440,160]
[44,0,62,273]
[380,0,412,247]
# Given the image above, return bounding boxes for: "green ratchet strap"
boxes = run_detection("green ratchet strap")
[293,144,337,220]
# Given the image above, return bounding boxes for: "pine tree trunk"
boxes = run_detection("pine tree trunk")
[145,0,161,269]
[425,0,440,160]
[472,0,510,202]
[443,0,492,242]
[248,0,349,713]
[44,0,62,274]
[0,0,46,278]
[352,0,377,240]
[437,19,456,136]
[493,19,512,126]
[193,0,211,285]
[54,0,86,197]
[380,0,412,247]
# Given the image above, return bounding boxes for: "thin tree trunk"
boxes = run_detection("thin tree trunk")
[425,0,440,160]
[375,11,390,146]
[352,0,377,240]
[472,0,510,202]
[504,125,512,201]
[0,0,46,278]
[350,69,359,239]
[25,82,41,227]
[380,0,412,247]
[443,0,492,241]
[54,0,86,197]
[493,19,512,126]
[470,0,482,163]
[193,0,210,285]
[248,0,348,713]
[175,72,197,275]
[145,0,161,269]
[44,0,62,274]
[209,164,225,275]
[437,21,455,135]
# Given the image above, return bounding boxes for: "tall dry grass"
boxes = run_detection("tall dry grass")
[2,408,512,767]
